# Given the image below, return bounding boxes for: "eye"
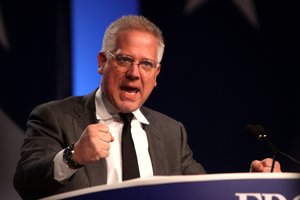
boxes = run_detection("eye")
[140,60,155,69]
[115,55,133,65]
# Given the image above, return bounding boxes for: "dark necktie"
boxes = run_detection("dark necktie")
[119,113,140,180]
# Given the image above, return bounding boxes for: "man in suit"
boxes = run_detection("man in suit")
[13,15,280,200]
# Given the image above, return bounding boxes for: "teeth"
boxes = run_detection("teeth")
[128,89,137,93]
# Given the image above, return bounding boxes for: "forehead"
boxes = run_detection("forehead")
[115,30,159,59]
[116,30,157,46]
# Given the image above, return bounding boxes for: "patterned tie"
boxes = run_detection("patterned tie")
[119,113,140,180]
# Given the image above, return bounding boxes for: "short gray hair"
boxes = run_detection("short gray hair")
[102,15,165,63]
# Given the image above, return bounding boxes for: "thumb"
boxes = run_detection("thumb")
[250,160,263,172]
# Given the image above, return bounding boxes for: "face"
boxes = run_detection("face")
[97,30,161,113]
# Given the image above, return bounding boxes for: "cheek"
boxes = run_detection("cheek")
[143,76,158,93]
[102,68,124,87]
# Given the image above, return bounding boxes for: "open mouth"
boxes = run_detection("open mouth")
[120,86,139,93]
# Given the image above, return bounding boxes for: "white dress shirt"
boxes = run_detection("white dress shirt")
[53,88,153,183]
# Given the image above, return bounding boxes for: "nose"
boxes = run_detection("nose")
[126,61,141,79]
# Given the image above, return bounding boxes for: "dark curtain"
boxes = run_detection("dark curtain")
[0,0,71,128]
[141,0,300,173]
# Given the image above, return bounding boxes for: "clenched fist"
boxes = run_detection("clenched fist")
[71,123,114,165]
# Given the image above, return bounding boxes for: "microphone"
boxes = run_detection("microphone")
[245,124,300,172]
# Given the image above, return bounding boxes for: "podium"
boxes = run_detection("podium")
[42,173,300,200]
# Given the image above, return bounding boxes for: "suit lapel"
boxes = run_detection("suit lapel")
[141,107,167,175]
[72,89,107,185]
[73,90,98,131]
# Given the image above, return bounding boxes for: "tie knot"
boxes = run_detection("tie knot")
[119,113,134,123]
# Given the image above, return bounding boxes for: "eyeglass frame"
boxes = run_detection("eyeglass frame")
[106,50,160,72]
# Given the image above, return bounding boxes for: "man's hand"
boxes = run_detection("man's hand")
[71,123,114,165]
[250,158,281,172]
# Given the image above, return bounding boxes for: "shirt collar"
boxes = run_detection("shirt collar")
[132,109,149,125]
[95,88,149,125]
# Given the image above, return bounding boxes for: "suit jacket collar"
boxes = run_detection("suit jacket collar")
[70,89,98,136]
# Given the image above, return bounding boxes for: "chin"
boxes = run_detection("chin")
[117,103,140,113]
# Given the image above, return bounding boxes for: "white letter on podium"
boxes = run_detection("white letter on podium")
[235,193,262,200]
[262,193,286,200]
[293,195,300,200]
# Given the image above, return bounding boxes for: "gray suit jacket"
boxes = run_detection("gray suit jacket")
[14,90,206,199]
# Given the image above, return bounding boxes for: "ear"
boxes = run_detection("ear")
[154,65,161,87]
[97,51,107,75]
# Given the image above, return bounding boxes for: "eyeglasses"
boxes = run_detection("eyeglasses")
[106,51,159,72]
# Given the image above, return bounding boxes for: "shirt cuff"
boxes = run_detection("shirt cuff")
[53,149,78,183]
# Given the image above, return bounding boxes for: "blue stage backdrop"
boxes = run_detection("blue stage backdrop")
[71,0,139,96]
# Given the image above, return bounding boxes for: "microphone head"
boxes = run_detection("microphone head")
[245,124,300,167]
[244,124,268,140]
[244,124,257,137]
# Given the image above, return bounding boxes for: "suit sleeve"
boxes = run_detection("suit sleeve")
[13,103,69,199]
[179,122,207,175]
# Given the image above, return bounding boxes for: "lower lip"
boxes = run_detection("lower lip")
[121,90,139,99]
